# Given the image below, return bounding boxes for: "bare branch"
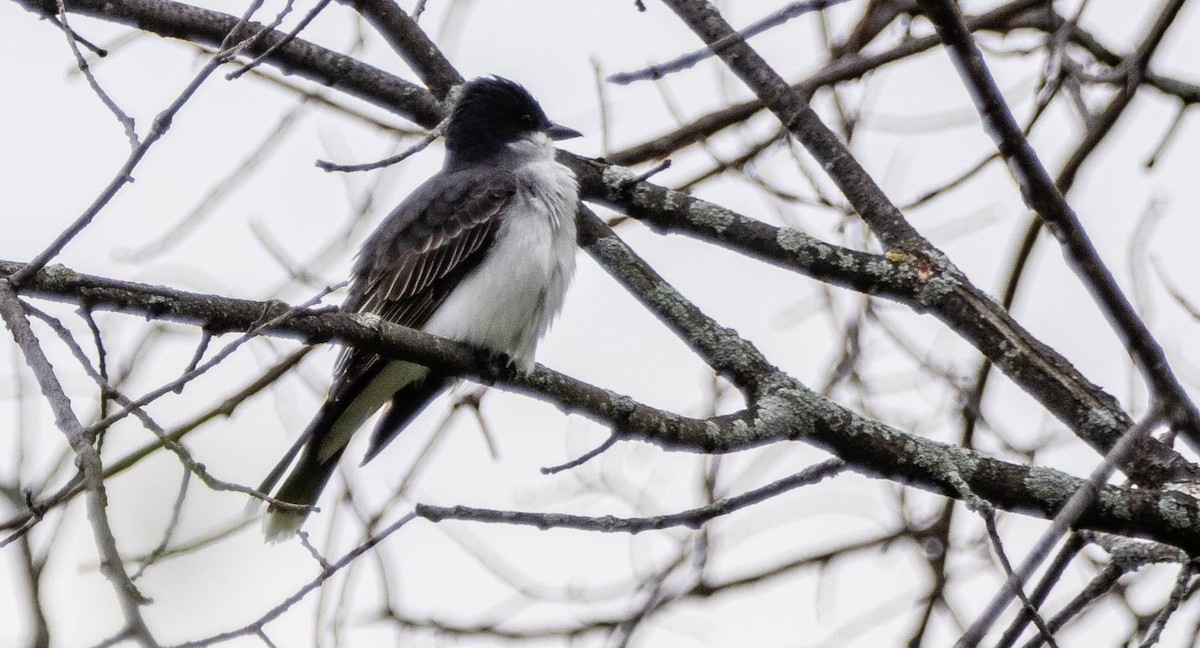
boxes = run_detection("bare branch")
[419,458,845,532]
[915,0,1200,444]
[607,0,852,85]
[4,260,1200,553]
[0,281,157,646]
[959,411,1165,647]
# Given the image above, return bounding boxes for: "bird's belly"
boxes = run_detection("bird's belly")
[421,208,575,371]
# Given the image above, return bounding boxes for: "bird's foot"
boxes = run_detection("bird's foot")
[475,348,518,383]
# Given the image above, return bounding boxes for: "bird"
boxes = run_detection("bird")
[257,76,582,542]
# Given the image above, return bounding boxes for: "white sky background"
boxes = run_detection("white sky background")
[2,0,1200,646]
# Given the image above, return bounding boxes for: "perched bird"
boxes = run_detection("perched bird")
[258,76,582,541]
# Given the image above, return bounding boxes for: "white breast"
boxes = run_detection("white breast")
[421,158,578,371]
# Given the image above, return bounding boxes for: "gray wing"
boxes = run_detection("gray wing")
[331,166,517,399]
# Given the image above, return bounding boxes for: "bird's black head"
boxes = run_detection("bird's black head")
[444,77,580,165]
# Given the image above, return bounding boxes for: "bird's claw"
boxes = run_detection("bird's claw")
[475,348,518,383]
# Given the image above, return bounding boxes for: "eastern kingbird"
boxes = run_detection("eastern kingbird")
[259,77,582,541]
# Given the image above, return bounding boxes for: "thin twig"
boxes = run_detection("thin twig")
[957,411,1164,647]
[316,126,440,172]
[0,281,158,645]
[608,0,851,85]
[166,512,418,647]
[228,0,333,80]
[54,0,138,146]
[540,435,619,475]
[9,0,276,287]
[421,459,845,532]
[1140,562,1197,647]
[130,468,191,581]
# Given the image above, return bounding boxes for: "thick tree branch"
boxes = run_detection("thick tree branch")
[570,151,1196,487]
[344,0,461,98]
[5,259,1200,552]
[963,0,1200,465]
[577,208,774,389]
[659,0,933,253]
[959,410,1165,646]
[915,0,1199,444]
[650,0,1199,485]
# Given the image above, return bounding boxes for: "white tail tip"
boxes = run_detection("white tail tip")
[263,509,305,544]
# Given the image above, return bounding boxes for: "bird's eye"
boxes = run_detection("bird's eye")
[521,114,536,126]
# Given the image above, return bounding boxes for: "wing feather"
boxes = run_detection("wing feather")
[330,167,517,395]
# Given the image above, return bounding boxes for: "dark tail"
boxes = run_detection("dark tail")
[259,369,447,542]
[261,402,349,542]
[362,373,448,464]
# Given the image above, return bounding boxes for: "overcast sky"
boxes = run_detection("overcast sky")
[3,1,1200,646]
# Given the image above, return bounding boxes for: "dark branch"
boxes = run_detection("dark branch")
[5,260,1200,551]
[914,0,1200,445]
[419,458,846,532]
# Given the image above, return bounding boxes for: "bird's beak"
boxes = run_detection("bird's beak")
[547,122,583,141]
